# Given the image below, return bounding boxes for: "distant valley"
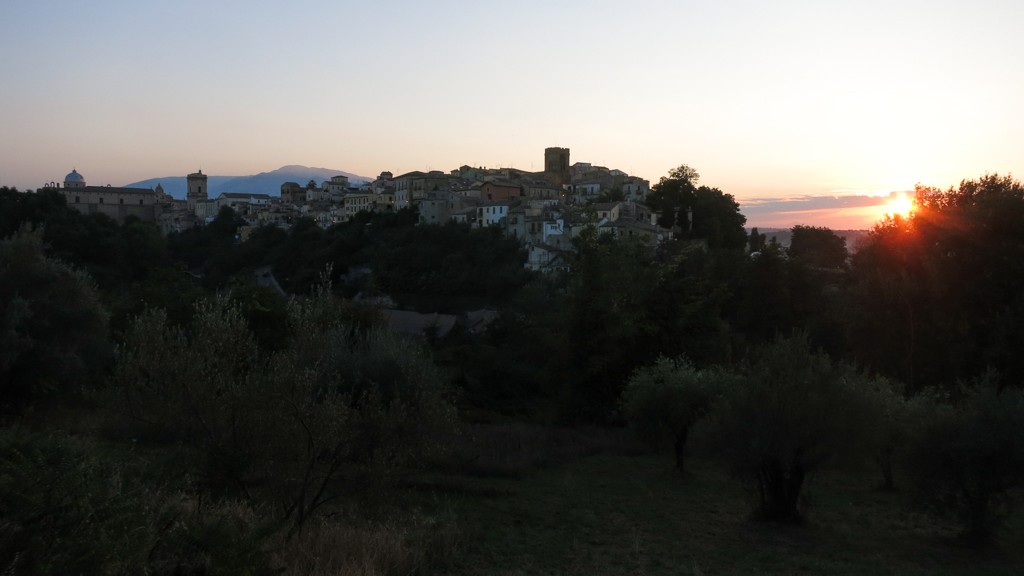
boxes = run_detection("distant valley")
[125,165,372,200]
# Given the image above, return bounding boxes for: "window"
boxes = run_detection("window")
[139,199,144,205]
[119,198,124,204]
[99,197,104,203]
[74,196,80,203]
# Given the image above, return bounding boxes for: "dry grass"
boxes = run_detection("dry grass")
[272,509,460,576]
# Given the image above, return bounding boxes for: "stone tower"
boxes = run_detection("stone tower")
[544,147,570,188]
[187,169,208,212]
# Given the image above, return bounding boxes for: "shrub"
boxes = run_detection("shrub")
[114,288,457,533]
[0,429,160,574]
[905,378,1024,544]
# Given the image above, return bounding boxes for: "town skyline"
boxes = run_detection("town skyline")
[3,1,1022,229]
[17,160,920,230]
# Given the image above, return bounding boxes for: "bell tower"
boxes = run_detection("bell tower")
[187,169,208,212]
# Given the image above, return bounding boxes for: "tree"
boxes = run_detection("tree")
[690,185,748,250]
[787,225,848,269]
[855,375,928,490]
[728,243,795,345]
[847,214,924,388]
[905,378,1024,544]
[647,165,747,249]
[748,227,766,253]
[711,335,870,522]
[647,165,699,231]
[647,244,733,366]
[557,229,662,422]
[0,228,111,410]
[850,174,1024,390]
[0,187,76,240]
[621,357,734,472]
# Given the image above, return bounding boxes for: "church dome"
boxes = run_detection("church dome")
[64,169,86,188]
[65,169,85,183]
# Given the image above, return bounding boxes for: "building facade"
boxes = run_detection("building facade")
[47,169,162,223]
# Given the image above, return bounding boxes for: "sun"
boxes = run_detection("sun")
[884,193,915,218]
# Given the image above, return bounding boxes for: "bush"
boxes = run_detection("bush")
[905,379,1024,544]
[0,428,277,575]
[0,428,160,574]
[114,288,457,532]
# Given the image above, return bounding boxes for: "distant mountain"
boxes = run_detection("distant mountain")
[125,165,372,200]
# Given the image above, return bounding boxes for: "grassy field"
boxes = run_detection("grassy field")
[11,416,1022,575]
[408,451,1024,576]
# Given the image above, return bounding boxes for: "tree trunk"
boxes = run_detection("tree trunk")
[673,427,690,473]
[758,457,804,522]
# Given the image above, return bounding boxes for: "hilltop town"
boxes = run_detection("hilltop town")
[44,148,667,274]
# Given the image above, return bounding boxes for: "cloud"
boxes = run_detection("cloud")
[739,191,911,229]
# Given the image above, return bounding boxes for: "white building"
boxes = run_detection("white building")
[476,203,509,228]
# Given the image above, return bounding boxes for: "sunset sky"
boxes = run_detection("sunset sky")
[2,0,1022,229]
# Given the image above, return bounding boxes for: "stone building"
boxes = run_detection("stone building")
[46,168,164,223]
[187,170,208,212]
[544,147,570,188]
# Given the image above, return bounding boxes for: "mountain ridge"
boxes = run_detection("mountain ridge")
[125,165,372,200]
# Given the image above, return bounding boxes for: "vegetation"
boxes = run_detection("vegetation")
[114,289,457,533]
[710,335,871,522]
[0,229,111,410]
[621,356,733,472]
[788,224,849,269]
[646,164,748,249]
[4,169,1024,572]
[905,378,1024,544]
[849,174,1024,390]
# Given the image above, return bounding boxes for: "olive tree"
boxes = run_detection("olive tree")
[854,375,932,491]
[712,335,871,522]
[621,356,733,473]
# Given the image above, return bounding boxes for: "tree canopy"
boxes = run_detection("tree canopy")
[646,165,747,250]
[850,174,1024,390]
[788,225,848,269]
[0,229,112,410]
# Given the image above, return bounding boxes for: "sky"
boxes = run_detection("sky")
[2,0,1022,229]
